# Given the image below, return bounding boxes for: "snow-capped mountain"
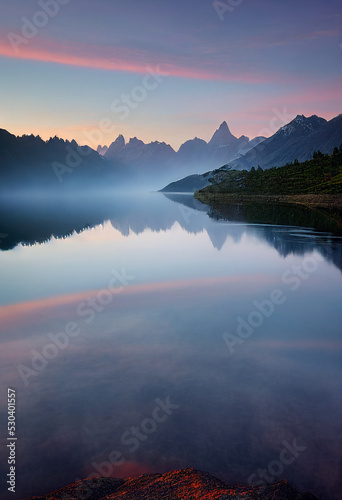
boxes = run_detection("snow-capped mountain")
[230,114,342,170]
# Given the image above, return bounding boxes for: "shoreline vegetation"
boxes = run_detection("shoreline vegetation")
[194,148,342,233]
[194,192,342,209]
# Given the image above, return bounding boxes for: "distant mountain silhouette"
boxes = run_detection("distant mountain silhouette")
[101,114,342,180]
[1,113,341,191]
[207,121,264,166]
[97,144,108,155]
[160,173,213,193]
[105,135,177,178]
[209,120,239,148]
[103,121,265,178]
[230,114,342,170]
[24,468,317,499]
[0,129,125,191]
[176,137,208,165]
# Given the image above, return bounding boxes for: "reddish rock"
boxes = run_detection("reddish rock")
[25,468,318,500]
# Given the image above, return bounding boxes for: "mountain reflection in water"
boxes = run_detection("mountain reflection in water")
[0,191,341,500]
[1,192,341,272]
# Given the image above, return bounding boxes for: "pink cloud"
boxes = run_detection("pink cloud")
[280,84,342,106]
[0,37,272,84]
[0,273,274,330]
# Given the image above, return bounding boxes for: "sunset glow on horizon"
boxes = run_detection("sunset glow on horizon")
[0,0,341,148]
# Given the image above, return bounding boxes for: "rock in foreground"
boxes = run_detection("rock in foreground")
[25,468,317,499]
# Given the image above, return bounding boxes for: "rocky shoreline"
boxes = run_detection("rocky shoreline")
[24,468,318,499]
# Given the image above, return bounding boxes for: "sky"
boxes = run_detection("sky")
[0,0,341,150]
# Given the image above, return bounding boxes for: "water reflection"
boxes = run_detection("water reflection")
[1,266,341,500]
[0,192,341,500]
[1,192,342,272]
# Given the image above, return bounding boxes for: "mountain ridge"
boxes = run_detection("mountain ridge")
[208,120,237,146]
[103,121,266,176]
[102,113,342,178]
[1,113,341,191]
[0,128,124,190]
[229,114,341,171]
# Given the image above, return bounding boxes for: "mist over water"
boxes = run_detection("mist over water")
[0,191,341,500]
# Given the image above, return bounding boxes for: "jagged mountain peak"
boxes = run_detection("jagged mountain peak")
[115,133,125,144]
[209,121,237,147]
[276,114,327,138]
[229,112,341,171]
[105,134,126,157]
[219,120,229,130]
[294,114,306,121]
[107,134,125,147]
[127,137,145,148]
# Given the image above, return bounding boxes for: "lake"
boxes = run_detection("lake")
[0,192,341,500]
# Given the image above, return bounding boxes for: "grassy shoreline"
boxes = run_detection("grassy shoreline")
[194,192,342,209]
[194,192,342,234]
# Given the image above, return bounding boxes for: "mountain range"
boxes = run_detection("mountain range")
[102,121,265,178]
[229,114,342,171]
[102,113,342,182]
[1,113,341,192]
[0,128,124,191]
[0,121,265,190]
[161,114,342,192]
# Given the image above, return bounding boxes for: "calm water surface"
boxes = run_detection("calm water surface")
[0,192,341,499]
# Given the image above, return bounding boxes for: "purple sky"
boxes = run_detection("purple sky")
[0,0,341,149]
